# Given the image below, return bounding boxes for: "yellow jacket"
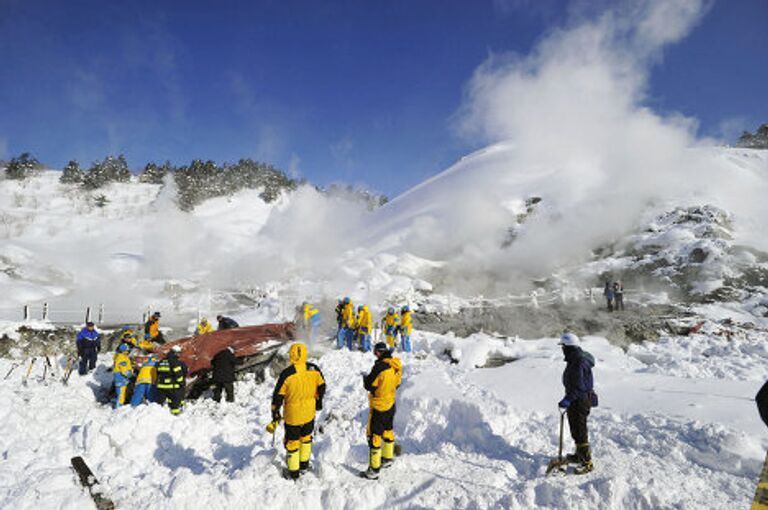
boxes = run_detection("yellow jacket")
[382,312,400,331]
[356,306,373,333]
[400,311,413,336]
[113,352,133,377]
[197,321,214,335]
[303,304,319,326]
[342,302,356,329]
[135,362,157,385]
[364,354,402,412]
[146,319,160,339]
[272,343,326,426]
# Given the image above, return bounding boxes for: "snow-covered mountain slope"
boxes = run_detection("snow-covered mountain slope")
[2,146,766,323]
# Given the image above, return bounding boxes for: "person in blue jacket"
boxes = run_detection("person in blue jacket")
[76,321,101,375]
[557,332,596,473]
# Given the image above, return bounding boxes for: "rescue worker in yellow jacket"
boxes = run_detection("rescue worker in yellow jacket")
[356,304,373,352]
[112,343,134,409]
[270,342,326,479]
[144,311,165,344]
[338,297,356,350]
[399,305,413,353]
[381,307,401,349]
[302,303,321,344]
[196,317,214,336]
[121,326,154,352]
[130,354,158,406]
[361,342,402,479]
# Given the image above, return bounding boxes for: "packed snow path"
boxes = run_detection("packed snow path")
[0,333,765,509]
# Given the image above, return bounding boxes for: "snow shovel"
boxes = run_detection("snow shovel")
[546,409,568,475]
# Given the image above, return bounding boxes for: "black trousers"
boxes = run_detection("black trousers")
[212,381,234,402]
[567,397,591,444]
[158,387,184,414]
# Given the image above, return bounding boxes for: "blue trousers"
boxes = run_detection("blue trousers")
[78,350,97,375]
[401,335,412,353]
[337,327,347,349]
[308,316,320,344]
[345,328,356,350]
[130,384,157,406]
[359,334,371,352]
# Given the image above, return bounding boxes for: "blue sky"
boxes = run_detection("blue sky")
[0,0,765,197]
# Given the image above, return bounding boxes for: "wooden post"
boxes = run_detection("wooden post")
[42,302,48,320]
[85,307,91,324]
[98,304,104,324]
[23,305,29,321]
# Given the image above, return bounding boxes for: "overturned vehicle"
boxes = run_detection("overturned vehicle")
[132,322,296,398]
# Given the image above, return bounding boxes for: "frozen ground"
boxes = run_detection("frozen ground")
[0,326,765,509]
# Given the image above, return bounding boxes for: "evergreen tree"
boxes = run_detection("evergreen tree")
[60,160,85,184]
[139,161,171,184]
[5,152,40,180]
[83,154,131,189]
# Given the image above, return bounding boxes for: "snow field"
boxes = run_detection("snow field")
[1,329,766,509]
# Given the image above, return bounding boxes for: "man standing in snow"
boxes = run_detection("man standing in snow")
[302,302,321,344]
[216,314,239,330]
[76,321,101,375]
[603,282,614,312]
[211,346,238,403]
[144,311,165,344]
[339,297,356,350]
[399,305,413,353]
[361,342,402,479]
[557,333,596,474]
[270,342,326,479]
[356,304,373,352]
[156,346,188,415]
[613,281,624,311]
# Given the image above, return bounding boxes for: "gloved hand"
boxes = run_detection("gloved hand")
[316,399,323,411]
[144,334,150,340]
[266,420,279,434]
[361,327,369,334]
[558,398,571,409]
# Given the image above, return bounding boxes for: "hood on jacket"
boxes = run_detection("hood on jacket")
[382,355,402,374]
[563,345,595,367]
[289,342,308,365]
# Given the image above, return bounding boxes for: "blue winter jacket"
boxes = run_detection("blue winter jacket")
[76,328,102,354]
[562,347,595,403]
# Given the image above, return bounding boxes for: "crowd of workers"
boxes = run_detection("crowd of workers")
[73,299,596,479]
[333,298,413,353]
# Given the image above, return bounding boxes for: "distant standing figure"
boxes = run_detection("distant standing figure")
[211,346,238,403]
[613,282,624,311]
[76,321,101,375]
[303,302,321,344]
[217,315,239,330]
[144,312,165,344]
[603,282,614,312]
[399,306,413,353]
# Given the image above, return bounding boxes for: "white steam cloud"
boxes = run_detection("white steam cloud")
[364,0,767,294]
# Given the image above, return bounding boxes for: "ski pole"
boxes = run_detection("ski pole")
[4,362,19,380]
[557,409,565,464]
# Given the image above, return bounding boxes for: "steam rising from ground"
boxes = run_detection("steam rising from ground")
[364,0,767,295]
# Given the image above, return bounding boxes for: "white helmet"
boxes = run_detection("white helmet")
[559,333,580,346]
[171,345,182,353]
